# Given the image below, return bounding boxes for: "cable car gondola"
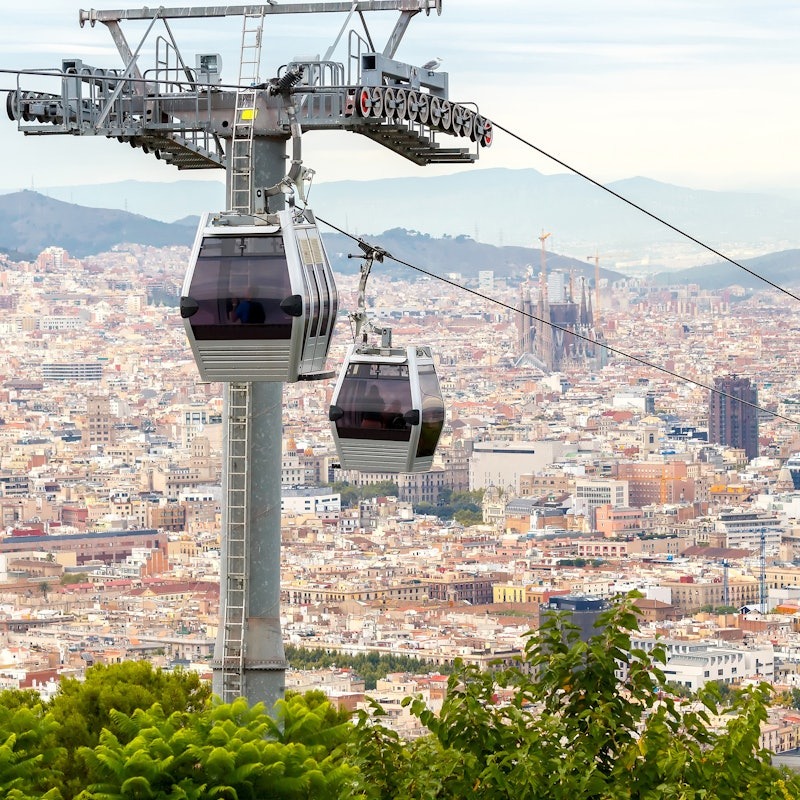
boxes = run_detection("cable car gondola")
[329,344,445,473]
[180,207,337,382]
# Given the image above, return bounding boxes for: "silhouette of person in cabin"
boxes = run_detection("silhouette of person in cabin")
[362,385,385,428]
[231,287,265,324]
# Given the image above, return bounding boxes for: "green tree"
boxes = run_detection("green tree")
[285,647,452,690]
[0,701,63,800]
[452,509,482,527]
[48,661,211,797]
[327,481,399,508]
[415,489,484,522]
[345,597,800,799]
[79,693,354,800]
[60,573,89,586]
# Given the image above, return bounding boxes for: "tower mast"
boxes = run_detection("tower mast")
[8,0,491,708]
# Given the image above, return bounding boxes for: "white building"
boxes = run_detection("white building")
[714,511,783,555]
[574,478,629,529]
[281,489,341,517]
[469,441,568,492]
[629,638,774,692]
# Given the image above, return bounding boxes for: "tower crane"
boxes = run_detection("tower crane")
[587,251,601,326]
[537,230,552,371]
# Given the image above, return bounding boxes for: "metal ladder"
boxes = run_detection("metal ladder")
[229,11,265,213]
[220,382,251,702]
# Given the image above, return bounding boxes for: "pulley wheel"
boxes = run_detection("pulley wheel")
[473,114,486,143]
[370,86,384,118]
[450,103,464,136]
[394,88,408,121]
[450,104,466,137]
[406,90,420,123]
[462,109,476,141]
[417,93,431,125]
[440,100,453,132]
[6,90,18,122]
[384,87,397,120]
[357,87,372,117]
[481,120,494,148]
[428,96,442,128]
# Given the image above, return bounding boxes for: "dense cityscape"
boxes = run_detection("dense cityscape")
[2,237,800,754]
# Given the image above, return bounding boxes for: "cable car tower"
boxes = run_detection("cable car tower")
[7,1,492,708]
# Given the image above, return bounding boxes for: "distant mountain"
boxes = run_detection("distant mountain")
[0,191,624,283]
[310,170,800,255]
[322,227,624,283]
[22,180,225,225]
[14,168,800,256]
[0,191,195,258]
[652,249,800,291]
[1,189,795,293]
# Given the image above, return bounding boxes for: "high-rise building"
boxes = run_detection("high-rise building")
[708,375,759,460]
[83,395,116,448]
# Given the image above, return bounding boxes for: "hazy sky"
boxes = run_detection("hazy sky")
[0,1,798,194]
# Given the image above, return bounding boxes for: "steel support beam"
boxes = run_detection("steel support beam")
[212,135,288,709]
[80,1,439,24]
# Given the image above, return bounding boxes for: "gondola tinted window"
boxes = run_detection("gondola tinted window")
[417,364,445,457]
[187,235,293,340]
[335,362,413,441]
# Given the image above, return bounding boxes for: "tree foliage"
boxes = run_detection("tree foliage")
[345,598,800,799]
[285,646,452,690]
[0,701,62,800]
[78,693,354,800]
[415,489,484,522]
[0,601,797,799]
[48,661,211,798]
[327,481,399,508]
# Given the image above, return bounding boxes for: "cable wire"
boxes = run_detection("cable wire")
[316,214,800,428]
[3,66,797,423]
[3,61,795,305]
[491,120,800,304]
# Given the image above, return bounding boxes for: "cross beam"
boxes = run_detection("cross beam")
[79,1,440,24]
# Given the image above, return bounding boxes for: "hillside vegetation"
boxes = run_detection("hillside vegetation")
[0,598,796,799]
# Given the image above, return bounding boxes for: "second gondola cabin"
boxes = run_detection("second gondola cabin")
[180,208,337,382]
[329,344,445,473]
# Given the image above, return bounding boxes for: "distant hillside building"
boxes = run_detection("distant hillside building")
[82,395,116,448]
[574,478,629,530]
[708,375,759,460]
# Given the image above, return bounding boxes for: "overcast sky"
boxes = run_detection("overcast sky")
[0,1,798,194]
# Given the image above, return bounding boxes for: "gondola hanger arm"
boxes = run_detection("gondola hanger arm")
[347,241,390,341]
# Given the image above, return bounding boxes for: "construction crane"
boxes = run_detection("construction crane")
[587,251,601,326]
[7,1,492,709]
[760,528,767,610]
[537,231,552,371]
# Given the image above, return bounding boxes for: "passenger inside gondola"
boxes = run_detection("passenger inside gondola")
[230,287,266,324]
[335,363,413,440]
[361,385,385,428]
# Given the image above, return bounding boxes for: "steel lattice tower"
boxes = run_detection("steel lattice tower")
[7,1,491,707]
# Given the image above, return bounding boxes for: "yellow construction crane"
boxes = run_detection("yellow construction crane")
[587,251,601,324]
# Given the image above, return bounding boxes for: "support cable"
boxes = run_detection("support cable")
[315,214,800,428]
[490,120,800,305]
[4,60,797,304]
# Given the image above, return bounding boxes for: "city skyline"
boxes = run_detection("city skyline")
[0,1,797,196]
